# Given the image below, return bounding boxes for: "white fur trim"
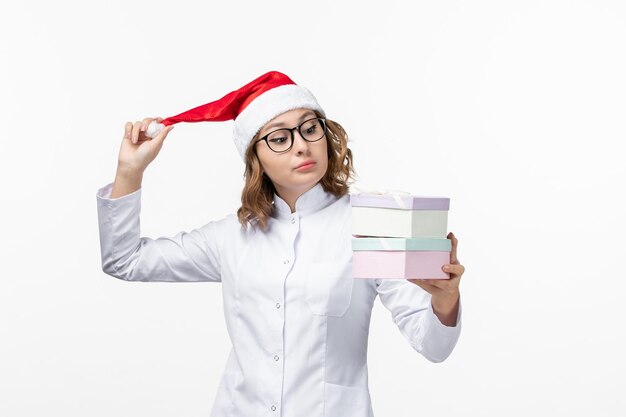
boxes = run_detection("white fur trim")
[232,84,325,161]
[145,121,164,138]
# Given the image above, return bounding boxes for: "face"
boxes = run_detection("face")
[254,108,329,198]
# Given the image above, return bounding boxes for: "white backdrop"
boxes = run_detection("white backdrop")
[1,1,624,416]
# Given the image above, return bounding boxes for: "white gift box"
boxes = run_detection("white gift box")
[350,193,450,238]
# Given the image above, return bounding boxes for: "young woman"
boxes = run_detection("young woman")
[96,71,465,417]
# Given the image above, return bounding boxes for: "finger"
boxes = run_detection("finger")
[426,278,455,291]
[151,125,174,146]
[447,232,458,263]
[132,121,143,143]
[421,277,461,297]
[155,117,164,123]
[442,263,465,277]
[141,117,154,132]
[124,122,132,141]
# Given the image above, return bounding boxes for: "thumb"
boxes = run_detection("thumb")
[152,125,175,146]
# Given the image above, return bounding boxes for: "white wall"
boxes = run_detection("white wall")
[1,1,624,416]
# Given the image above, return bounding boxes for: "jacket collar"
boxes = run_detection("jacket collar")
[272,182,337,219]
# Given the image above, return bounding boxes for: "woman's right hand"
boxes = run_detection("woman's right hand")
[117,117,175,174]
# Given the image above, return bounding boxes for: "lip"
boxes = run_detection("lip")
[295,160,316,170]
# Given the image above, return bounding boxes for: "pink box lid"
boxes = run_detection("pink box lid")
[349,193,450,210]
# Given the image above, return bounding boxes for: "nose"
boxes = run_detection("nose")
[292,129,310,154]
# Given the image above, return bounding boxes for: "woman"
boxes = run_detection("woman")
[96,71,465,417]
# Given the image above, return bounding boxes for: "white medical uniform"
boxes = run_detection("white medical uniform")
[96,181,462,417]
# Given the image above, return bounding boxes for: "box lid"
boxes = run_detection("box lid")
[350,193,450,210]
[352,237,451,251]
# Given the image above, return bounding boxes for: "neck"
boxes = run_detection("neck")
[274,183,317,213]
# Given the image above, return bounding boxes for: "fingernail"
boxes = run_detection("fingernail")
[443,265,450,271]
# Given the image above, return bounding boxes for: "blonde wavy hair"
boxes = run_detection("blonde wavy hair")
[236,110,356,232]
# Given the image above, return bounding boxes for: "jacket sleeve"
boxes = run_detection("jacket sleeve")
[96,181,223,283]
[375,278,462,362]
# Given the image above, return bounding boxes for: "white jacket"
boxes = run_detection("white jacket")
[96,181,462,417]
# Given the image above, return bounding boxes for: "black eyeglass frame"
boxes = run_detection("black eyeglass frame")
[255,117,327,153]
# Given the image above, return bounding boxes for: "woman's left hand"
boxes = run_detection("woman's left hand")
[407,232,465,326]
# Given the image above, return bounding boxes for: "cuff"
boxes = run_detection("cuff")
[430,295,462,327]
[422,295,463,340]
[96,181,142,204]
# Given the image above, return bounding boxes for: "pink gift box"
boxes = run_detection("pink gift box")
[352,250,451,280]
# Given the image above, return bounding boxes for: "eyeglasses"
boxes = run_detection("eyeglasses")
[255,117,327,153]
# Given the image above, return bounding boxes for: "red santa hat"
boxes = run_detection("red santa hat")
[146,71,325,161]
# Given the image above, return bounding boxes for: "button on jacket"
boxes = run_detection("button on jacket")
[96,181,462,417]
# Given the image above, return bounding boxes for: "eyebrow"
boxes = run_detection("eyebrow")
[261,111,317,133]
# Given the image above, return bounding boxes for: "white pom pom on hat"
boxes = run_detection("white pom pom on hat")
[150,71,325,161]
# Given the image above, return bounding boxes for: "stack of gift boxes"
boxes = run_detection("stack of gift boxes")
[350,192,452,280]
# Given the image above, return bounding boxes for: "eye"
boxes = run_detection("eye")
[269,137,287,144]
[268,131,289,144]
[302,119,320,135]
